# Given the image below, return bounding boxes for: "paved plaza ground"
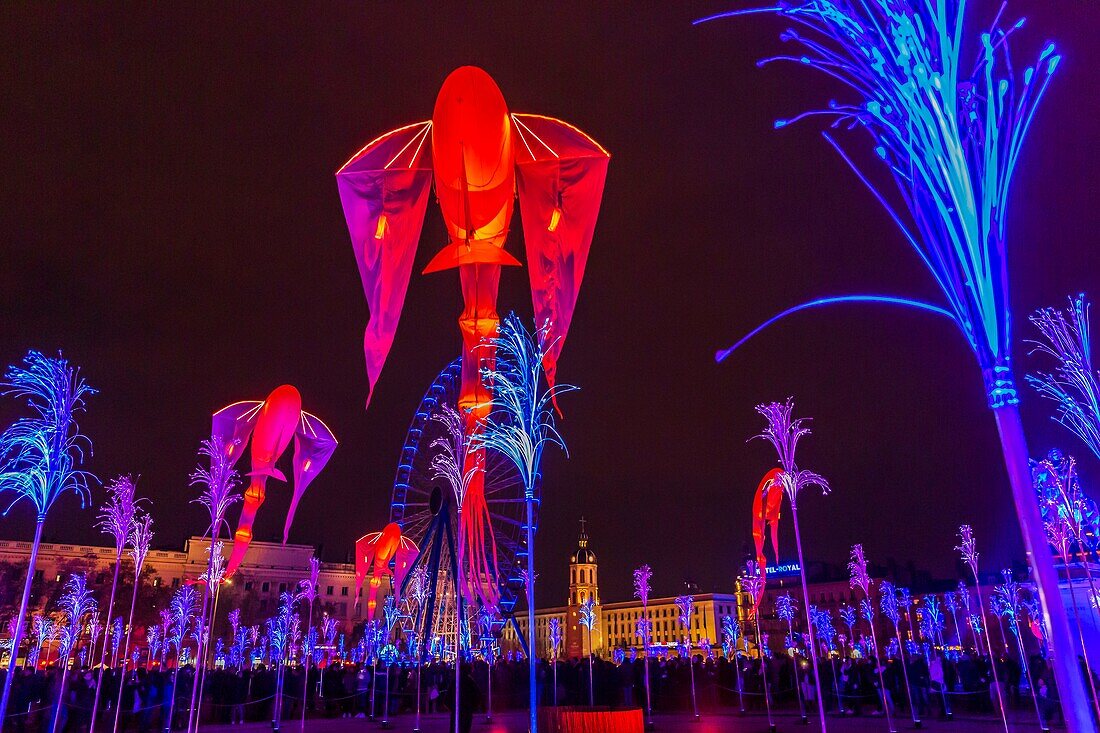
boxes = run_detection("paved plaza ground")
[201,710,1059,733]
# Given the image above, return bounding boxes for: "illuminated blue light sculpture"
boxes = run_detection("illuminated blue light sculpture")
[880,580,919,726]
[955,524,1009,730]
[994,571,1048,731]
[1029,295,1100,459]
[777,591,808,723]
[90,475,140,733]
[579,597,598,706]
[920,595,952,719]
[477,312,576,733]
[698,4,1089,724]
[0,351,96,724]
[721,613,746,713]
[674,594,699,719]
[165,585,198,733]
[52,573,97,733]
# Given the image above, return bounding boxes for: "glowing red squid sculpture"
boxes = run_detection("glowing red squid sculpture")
[336,65,609,415]
[336,66,609,604]
[354,522,419,621]
[752,468,784,577]
[212,385,337,576]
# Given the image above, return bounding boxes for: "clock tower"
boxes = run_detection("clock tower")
[566,517,602,657]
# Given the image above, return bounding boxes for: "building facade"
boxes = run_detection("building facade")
[504,522,739,659]
[0,535,363,634]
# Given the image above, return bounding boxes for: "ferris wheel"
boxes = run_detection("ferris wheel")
[389,357,534,656]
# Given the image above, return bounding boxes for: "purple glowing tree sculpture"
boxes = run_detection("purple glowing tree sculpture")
[406,565,429,732]
[848,544,894,732]
[476,605,498,722]
[942,591,963,649]
[955,580,981,651]
[633,564,654,728]
[187,436,240,733]
[721,614,745,713]
[158,609,172,669]
[297,556,321,732]
[475,313,578,733]
[920,595,951,719]
[1032,451,1100,716]
[109,616,123,668]
[228,608,242,671]
[30,614,52,669]
[777,592,807,723]
[994,571,1047,731]
[1028,295,1100,458]
[267,591,298,732]
[956,524,1008,731]
[548,617,563,707]
[579,597,598,707]
[89,475,142,732]
[1022,594,1050,659]
[52,573,97,733]
[85,611,100,670]
[674,594,699,719]
[88,475,141,731]
[698,1,1090,723]
[319,613,337,699]
[188,541,227,733]
[381,594,400,727]
[753,398,829,730]
[428,402,478,726]
[898,587,915,645]
[741,561,774,733]
[812,607,843,713]
[146,625,161,672]
[0,352,96,723]
[364,619,382,721]
[880,581,919,727]
[165,585,198,733]
[114,510,154,733]
[838,604,857,658]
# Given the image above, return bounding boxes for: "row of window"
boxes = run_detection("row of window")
[570,567,595,584]
[240,581,349,596]
[256,598,355,617]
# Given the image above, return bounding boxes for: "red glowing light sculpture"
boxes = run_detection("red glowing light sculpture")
[354,522,419,621]
[212,385,337,576]
[752,467,784,576]
[337,66,608,613]
[336,65,609,415]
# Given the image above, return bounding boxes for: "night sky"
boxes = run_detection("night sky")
[2,2,1098,608]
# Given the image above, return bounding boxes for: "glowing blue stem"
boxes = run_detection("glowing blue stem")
[693,6,782,25]
[715,295,955,362]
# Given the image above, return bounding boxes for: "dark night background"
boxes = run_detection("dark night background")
[1,2,1097,608]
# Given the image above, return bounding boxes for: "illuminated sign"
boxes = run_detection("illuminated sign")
[765,563,801,576]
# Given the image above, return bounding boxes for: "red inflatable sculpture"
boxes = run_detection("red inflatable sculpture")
[336,65,609,414]
[752,468,785,578]
[354,522,419,621]
[336,66,609,604]
[212,385,337,576]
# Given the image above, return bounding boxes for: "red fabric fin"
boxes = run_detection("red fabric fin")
[211,401,262,468]
[283,412,338,543]
[422,240,522,274]
[354,531,382,604]
[337,121,434,407]
[513,114,609,394]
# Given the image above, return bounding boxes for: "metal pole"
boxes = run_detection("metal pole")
[994,406,1095,733]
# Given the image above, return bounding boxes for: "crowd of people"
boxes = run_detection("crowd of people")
[0,647,1070,732]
